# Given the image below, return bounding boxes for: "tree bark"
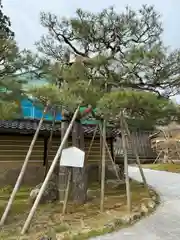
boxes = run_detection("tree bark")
[118,163,125,181]
[59,114,69,201]
[71,121,87,204]
[40,111,68,203]
[30,109,60,204]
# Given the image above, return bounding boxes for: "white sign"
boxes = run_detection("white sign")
[60,146,85,168]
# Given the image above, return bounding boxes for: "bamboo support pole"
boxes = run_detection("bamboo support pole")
[0,105,49,226]
[100,120,106,212]
[121,113,150,197]
[85,125,98,162]
[120,114,131,214]
[99,125,121,183]
[59,111,69,201]
[21,106,80,235]
[153,150,162,164]
[62,168,72,215]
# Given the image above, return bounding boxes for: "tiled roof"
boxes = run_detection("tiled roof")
[0,119,120,138]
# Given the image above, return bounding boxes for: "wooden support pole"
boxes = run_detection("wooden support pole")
[62,168,72,215]
[105,141,122,183]
[153,150,162,164]
[174,142,180,162]
[99,124,103,182]
[100,120,106,212]
[85,125,98,162]
[121,113,150,197]
[99,125,121,183]
[43,136,48,167]
[21,106,80,235]
[0,105,49,226]
[44,108,56,178]
[120,114,131,214]
[59,111,69,202]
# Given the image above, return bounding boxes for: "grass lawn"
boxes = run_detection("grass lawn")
[142,163,180,173]
[0,181,158,240]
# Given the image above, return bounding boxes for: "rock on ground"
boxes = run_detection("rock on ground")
[29,175,59,204]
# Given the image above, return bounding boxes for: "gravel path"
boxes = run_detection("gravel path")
[91,166,180,240]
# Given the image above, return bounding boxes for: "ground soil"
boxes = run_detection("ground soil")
[0,180,156,240]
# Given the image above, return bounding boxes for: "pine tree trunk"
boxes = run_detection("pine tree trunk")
[59,115,68,201]
[118,163,125,181]
[34,112,68,203]
[72,122,87,204]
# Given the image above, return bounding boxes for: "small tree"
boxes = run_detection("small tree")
[0,0,14,38]
[0,1,54,119]
[0,2,31,118]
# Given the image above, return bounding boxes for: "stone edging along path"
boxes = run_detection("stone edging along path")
[91,166,180,240]
[57,167,159,240]
[59,173,158,240]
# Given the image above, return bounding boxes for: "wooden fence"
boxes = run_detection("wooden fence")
[114,130,156,163]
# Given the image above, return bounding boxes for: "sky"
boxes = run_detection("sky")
[3,0,180,51]
[3,0,180,102]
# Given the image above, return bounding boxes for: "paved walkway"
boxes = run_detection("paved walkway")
[91,166,180,240]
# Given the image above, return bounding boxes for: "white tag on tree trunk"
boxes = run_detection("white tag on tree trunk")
[60,146,85,168]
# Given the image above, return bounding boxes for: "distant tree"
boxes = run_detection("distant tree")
[0,1,21,118]
[0,101,20,119]
[0,1,49,119]
[0,0,14,38]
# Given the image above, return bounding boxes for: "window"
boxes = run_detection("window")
[22,106,35,119]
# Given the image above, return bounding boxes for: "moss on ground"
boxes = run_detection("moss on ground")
[0,181,158,240]
[142,163,180,173]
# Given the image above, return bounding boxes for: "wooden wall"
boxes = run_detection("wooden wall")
[0,135,44,162]
[0,135,45,186]
[0,134,114,186]
[0,130,156,187]
[49,138,112,164]
[114,130,156,163]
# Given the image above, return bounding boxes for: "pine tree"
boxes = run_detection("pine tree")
[0,1,23,118]
[32,4,180,203]
[0,1,48,119]
[0,0,14,38]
